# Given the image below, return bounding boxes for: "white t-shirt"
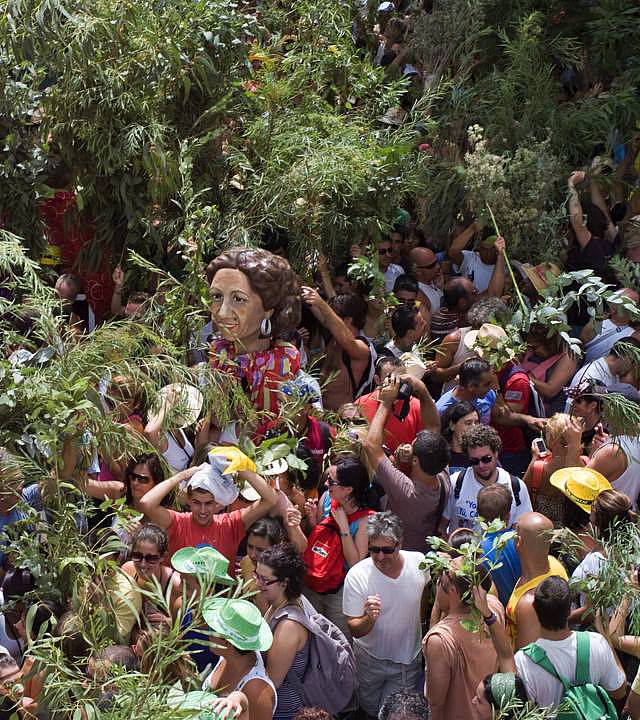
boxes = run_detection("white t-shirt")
[417,281,442,312]
[570,551,605,608]
[565,357,616,412]
[384,264,405,292]
[454,250,494,293]
[515,632,624,711]
[342,551,427,664]
[443,467,532,533]
[597,435,640,510]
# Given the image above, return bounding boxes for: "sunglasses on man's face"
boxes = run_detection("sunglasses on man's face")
[368,543,398,555]
[378,247,394,255]
[469,454,494,466]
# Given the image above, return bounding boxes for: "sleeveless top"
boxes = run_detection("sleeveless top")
[163,429,194,472]
[267,607,311,718]
[204,652,277,712]
[506,556,568,645]
[443,327,476,392]
[593,435,640,510]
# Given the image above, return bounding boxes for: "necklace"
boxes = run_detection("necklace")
[265,597,295,622]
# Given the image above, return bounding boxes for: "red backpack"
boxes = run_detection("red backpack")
[304,507,373,593]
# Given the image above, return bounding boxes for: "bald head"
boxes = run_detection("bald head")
[611,288,639,323]
[410,247,440,283]
[516,512,554,559]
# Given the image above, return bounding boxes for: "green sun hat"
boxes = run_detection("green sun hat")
[170,546,235,585]
[202,598,273,652]
[166,688,231,720]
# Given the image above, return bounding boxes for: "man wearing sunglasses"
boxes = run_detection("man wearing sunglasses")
[441,424,532,535]
[377,239,405,291]
[343,512,426,719]
[409,245,442,312]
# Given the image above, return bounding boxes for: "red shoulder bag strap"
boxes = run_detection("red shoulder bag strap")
[529,459,548,508]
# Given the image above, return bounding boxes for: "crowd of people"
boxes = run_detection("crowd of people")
[1,3,640,720]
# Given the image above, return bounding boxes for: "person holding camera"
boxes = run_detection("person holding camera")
[356,356,439,454]
[363,375,451,552]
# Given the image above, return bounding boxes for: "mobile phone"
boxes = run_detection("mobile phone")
[533,438,550,457]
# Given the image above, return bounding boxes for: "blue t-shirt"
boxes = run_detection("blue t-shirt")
[480,529,521,606]
[436,388,497,425]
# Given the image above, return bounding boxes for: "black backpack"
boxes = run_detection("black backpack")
[342,334,377,400]
[453,468,522,506]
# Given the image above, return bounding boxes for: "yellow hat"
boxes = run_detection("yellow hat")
[40,244,62,266]
[549,467,611,513]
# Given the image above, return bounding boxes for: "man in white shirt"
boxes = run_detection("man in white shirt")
[409,246,442,311]
[565,338,640,411]
[378,238,405,292]
[515,576,625,713]
[441,424,532,534]
[343,512,427,717]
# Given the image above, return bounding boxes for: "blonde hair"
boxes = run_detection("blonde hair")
[544,413,572,447]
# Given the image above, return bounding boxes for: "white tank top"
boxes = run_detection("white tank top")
[204,652,277,711]
[443,327,477,392]
[163,429,194,472]
[594,435,640,510]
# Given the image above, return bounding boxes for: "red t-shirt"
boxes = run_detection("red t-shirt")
[356,391,424,452]
[495,370,531,453]
[167,509,246,575]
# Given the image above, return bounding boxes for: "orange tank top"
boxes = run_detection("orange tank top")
[506,556,568,646]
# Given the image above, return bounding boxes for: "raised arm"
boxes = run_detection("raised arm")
[301,286,369,361]
[590,176,617,242]
[317,253,336,299]
[568,171,592,249]
[138,466,200,529]
[401,374,440,432]
[447,220,479,266]
[362,379,399,468]
[484,236,505,299]
[473,586,515,672]
[238,469,279,529]
[111,266,125,317]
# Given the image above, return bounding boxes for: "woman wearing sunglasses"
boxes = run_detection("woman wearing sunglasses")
[121,524,182,634]
[302,455,377,640]
[255,543,310,720]
[111,454,167,553]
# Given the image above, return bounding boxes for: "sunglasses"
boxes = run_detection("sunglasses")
[378,247,394,255]
[130,472,153,484]
[415,260,438,270]
[368,543,398,555]
[327,479,341,487]
[252,571,280,586]
[131,551,161,564]
[469,454,494,466]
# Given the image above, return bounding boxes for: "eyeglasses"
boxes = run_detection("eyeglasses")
[469,454,494,466]
[378,247,394,255]
[327,479,341,487]
[252,571,280,586]
[368,543,398,555]
[130,472,153,484]
[131,551,161,564]
[415,260,439,270]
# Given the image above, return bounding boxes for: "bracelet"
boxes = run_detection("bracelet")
[340,532,349,537]
[483,612,497,626]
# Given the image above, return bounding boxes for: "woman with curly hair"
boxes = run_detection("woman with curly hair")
[207,247,301,421]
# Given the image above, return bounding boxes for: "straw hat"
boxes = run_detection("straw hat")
[521,263,561,293]
[549,467,611,513]
[203,598,273,652]
[170,546,234,585]
[399,352,427,379]
[463,323,513,360]
[158,383,203,428]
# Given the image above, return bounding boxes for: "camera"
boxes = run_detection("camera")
[396,381,413,401]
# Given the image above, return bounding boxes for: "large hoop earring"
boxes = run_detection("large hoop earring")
[260,317,272,337]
